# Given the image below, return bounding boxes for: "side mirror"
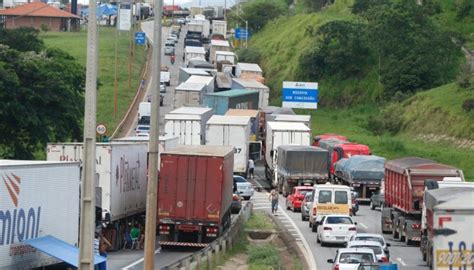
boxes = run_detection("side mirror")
[414,200,420,211]
[327,259,334,264]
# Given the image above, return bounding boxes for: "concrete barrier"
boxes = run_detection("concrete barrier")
[161,202,253,270]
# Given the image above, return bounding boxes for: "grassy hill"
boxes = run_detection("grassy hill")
[249,0,474,179]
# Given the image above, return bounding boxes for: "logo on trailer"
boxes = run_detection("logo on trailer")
[1,173,41,247]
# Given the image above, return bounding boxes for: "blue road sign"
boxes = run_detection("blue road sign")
[282,81,318,109]
[235,28,249,40]
[135,32,146,45]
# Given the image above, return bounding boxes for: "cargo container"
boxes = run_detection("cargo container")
[187,60,214,69]
[111,136,179,166]
[215,72,232,91]
[334,155,385,202]
[211,20,227,39]
[235,63,263,79]
[312,133,348,147]
[421,185,474,269]
[173,82,207,108]
[178,67,213,84]
[215,51,236,67]
[186,75,215,93]
[209,40,231,64]
[46,143,148,249]
[184,46,206,67]
[158,145,234,247]
[232,78,269,108]
[381,157,464,245]
[264,121,311,184]
[187,22,203,35]
[190,18,210,37]
[225,109,259,141]
[161,71,171,86]
[165,107,214,145]
[275,145,329,196]
[259,106,295,140]
[272,114,311,128]
[204,89,259,115]
[206,115,251,175]
[0,160,80,270]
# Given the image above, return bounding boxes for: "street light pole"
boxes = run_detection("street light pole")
[78,0,98,267]
[144,0,163,268]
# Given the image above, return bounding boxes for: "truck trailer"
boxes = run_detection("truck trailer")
[334,155,385,202]
[0,160,80,270]
[275,145,329,196]
[381,157,465,245]
[46,143,148,249]
[158,145,234,247]
[164,107,214,145]
[421,186,474,269]
[264,121,311,185]
[205,115,251,176]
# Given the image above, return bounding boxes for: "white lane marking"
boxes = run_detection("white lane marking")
[359,222,368,229]
[121,246,161,270]
[253,206,271,210]
[253,202,271,205]
[396,257,407,266]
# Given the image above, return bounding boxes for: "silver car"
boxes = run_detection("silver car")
[348,233,391,259]
[233,175,254,200]
[164,46,175,56]
[301,192,313,221]
[346,240,389,263]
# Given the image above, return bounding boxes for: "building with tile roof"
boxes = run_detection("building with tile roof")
[0,2,80,31]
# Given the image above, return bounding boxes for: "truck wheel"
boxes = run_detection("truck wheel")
[392,223,399,239]
[311,223,318,233]
[317,235,320,243]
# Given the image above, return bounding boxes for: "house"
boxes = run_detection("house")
[0,2,80,31]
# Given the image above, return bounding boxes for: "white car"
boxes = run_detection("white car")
[349,233,391,251]
[168,35,178,43]
[233,175,254,200]
[327,248,376,270]
[317,215,357,246]
[346,240,389,263]
[160,83,166,93]
[135,125,150,136]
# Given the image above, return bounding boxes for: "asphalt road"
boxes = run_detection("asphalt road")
[250,163,429,270]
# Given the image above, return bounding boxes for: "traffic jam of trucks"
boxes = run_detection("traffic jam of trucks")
[1,12,472,270]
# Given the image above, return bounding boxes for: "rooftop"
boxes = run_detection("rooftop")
[206,89,259,98]
[237,62,263,73]
[162,145,234,157]
[0,2,80,18]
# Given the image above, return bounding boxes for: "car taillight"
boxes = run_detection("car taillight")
[412,223,421,229]
[206,227,218,233]
[312,207,317,215]
[348,227,357,231]
[323,227,332,231]
[381,256,389,263]
[333,264,339,270]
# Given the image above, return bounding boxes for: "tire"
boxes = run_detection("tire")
[286,200,290,210]
[301,214,305,221]
[311,223,318,232]
[317,235,320,243]
[370,201,375,210]
[243,196,250,200]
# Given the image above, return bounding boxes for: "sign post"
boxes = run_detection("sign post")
[118,3,132,31]
[282,81,318,109]
[135,32,146,45]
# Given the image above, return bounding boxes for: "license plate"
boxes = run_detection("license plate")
[336,236,345,240]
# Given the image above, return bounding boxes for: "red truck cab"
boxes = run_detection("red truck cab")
[286,186,314,212]
[312,133,347,147]
[329,143,371,175]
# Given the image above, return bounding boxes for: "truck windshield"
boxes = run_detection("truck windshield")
[318,190,332,203]
[335,191,348,204]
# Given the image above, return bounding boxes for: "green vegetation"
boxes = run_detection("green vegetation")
[41,27,147,136]
[0,28,84,159]
[248,244,281,269]
[245,212,275,230]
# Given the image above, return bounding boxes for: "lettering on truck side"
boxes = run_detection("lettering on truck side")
[436,241,474,269]
[117,155,141,192]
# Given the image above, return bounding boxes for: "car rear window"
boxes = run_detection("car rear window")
[326,216,353,224]
[356,236,384,246]
[339,253,374,264]
[234,177,247,183]
[298,189,312,196]
[335,191,348,204]
[352,245,382,255]
[318,190,332,203]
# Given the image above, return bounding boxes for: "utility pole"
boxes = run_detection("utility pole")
[144,0,162,268]
[78,0,98,267]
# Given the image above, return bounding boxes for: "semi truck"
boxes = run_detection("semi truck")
[205,115,251,176]
[173,82,206,108]
[164,107,213,145]
[264,121,311,185]
[211,20,227,39]
[204,89,260,115]
[318,139,371,178]
[0,160,80,270]
[46,142,148,250]
[381,157,464,245]
[275,145,329,196]
[420,186,474,269]
[334,155,385,202]
[158,145,234,247]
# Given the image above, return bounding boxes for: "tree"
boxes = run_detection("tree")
[0,31,85,159]
[0,27,44,52]
[351,0,389,15]
[237,0,287,32]
[237,48,262,64]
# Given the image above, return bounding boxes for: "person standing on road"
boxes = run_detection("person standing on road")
[269,189,279,214]
[248,158,255,179]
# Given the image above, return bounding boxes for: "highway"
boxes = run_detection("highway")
[251,164,429,270]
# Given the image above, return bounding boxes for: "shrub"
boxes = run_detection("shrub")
[379,136,406,153]
[462,98,474,112]
[237,48,262,64]
[248,244,281,269]
[364,103,403,135]
[457,63,473,89]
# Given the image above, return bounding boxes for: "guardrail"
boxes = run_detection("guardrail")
[162,202,253,270]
